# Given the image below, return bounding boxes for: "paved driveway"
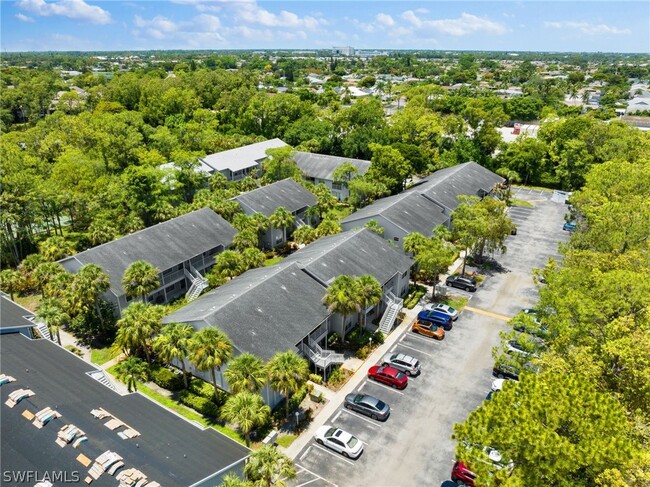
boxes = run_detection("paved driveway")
[290,192,570,487]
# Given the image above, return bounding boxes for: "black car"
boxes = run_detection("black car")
[492,363,520,381]
[445,275,477,292]
[344,393,390,421]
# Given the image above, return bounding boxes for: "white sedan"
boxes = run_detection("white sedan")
[314,425,364,459]
[423,303,459,320]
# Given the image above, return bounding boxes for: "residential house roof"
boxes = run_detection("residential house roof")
[163,263,330,361]
[199,139,288,174]
[341,192,449,236]
[293,152,371,182]
[0,333,249,487]
[408,161,505,211]
[341,162,503,236]
[283,228,412,286]
[59,208,237,296]
[0,293,35,331]
[231,178,317,217]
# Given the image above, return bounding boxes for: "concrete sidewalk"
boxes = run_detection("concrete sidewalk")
[282,254,466,459]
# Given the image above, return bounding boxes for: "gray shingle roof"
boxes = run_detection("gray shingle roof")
[59,209,237,296]
[232,178,317,217]
[341,162,503,235]
[1,334,249,487]
[283,228,413,286]
[199,139,287,173]
[293,152,371,181]
[163,263,330,361]
[0,293,35,330]
[341,192,449,236]
[408,161,504,211]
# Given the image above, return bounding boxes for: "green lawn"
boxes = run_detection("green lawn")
[264,256,284,267]
[106,365,245,445]
[511,199,534,208]
[14,294,41,312]
[91,347,120,365]
[275,434,297,448]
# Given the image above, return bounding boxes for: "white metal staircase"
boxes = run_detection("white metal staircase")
[34,320,52,340]
[299,342,344,370]
[184,265,208,302]
[87,370,117,392]
[378,291,404,335]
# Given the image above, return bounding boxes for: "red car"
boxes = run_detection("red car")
[368,365,408,389]
[451,461,476,486]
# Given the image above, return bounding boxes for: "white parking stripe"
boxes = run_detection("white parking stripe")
[396,342,433,357]
[357,382,365,392]
[341,408,381,428]
[295,464,339,487]
[311,443,356,466]
[299,447,312,461]
[366,379,405,395]
[297,478,321,487]
[404,332,443,345]
[332,410,342,422]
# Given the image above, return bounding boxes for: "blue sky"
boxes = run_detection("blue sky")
[2,1,649,53]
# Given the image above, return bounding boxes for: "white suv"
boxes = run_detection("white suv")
[381,353,420,376]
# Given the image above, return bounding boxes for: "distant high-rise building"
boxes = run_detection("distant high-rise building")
[332,46,355,56]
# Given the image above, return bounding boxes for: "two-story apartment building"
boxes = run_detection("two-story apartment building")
[293,151,371,200]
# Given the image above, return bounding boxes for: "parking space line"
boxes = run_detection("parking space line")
[366,380,405,395]
[311,444,356,466]
[332,411,342,422]
[295,464,339,487]
[299,447,312,461]
[341,408,381,428]
[404,332,442,345]
[297,478,321,487]
[396,342,433,357]
[357,381,365,392]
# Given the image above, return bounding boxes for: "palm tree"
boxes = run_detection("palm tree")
[38,235,75,261]
[291,225,316,245]
[75,264,110,323]
[35,297,68,344]
[188,327,233,399]
[323,275,360,341]
[224,353,267,394]
[355,275,383,331]
[33,262,65,298]
[315,218,341,238]
[122,260,160,303]
[153,322,194,388]
[243,444,296,487]
[219,473,251,487]
[214,250,245,280]
[241,247,265,270]
[114,357,149,392]
[115,302,164,362]
[267,351,309,419]
[269,207,295,246]
[0,269,22,301]
[221,392,271,447]
[232,229,259,252]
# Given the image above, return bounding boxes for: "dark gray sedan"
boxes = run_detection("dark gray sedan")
[344,393,390,421]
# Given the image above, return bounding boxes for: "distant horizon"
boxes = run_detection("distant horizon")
[2,1,649,54]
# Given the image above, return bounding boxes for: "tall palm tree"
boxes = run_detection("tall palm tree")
[224,353,267,394]
[35,297,68,344]
[214,250,245,280]
[153,322,194,388]
[355,275,383,331]
[323,275,360,341]
[115,302,164,362]
[244,444,296,487]
[122,260,160,303]
[267,351,309,419]
[220,392,270,447]
[188,327,233,399]
[76,264,110,323]
[33,262,65,298]
[0,269,22,301]
[241,247,265,271]
[114,357,149,392]
[269,207,295,246]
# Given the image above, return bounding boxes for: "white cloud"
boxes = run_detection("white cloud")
[229,0,324,30]
[401,11,506,36]
[376,13,395,27]
[544,21,630,35]
[17,0,111,24]
[16,13,35,22]
[133,14,224,43]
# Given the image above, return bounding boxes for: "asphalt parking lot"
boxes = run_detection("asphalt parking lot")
[290,191,571,487]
